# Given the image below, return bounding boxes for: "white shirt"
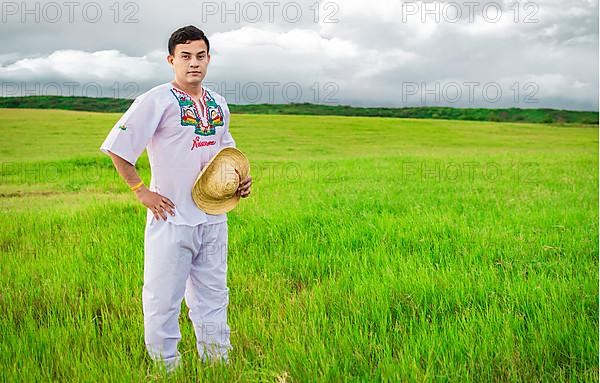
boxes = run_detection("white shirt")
[100,82,236,226]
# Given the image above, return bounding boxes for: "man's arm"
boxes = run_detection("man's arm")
[107,150,175,221]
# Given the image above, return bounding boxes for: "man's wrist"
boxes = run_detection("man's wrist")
[133,185,147,195]
[130,180,144,191]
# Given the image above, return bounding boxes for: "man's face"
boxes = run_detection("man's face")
[167,39,210,87]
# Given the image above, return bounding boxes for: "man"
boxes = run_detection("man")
[100,25,252,371]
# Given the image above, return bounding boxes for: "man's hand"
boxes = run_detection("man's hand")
[135,186,176,221]
[105,151,175,220]
[236,175,252,198]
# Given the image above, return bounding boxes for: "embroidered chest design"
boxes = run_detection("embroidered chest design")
[170,87,224,136]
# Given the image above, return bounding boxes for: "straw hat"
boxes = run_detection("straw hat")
[192,147,250,214]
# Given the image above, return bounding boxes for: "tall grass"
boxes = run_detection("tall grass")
[0,109,597,381]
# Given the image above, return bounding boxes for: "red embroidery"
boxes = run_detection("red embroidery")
[190,136,216,151]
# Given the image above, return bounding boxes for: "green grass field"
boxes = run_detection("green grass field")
[0,108,597,382]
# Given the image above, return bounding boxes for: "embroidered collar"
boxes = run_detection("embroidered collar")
[170,84,210,129]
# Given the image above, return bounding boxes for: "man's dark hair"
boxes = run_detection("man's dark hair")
[168,25,210,55]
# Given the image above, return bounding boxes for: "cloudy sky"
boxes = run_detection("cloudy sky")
[0,0,598,110]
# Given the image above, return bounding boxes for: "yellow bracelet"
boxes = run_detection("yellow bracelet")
[130,181,144,191]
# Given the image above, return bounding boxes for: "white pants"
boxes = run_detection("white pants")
[142,217,232,369]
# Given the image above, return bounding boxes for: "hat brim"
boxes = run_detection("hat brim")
[192,147,250,215]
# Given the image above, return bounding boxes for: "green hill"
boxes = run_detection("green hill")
[0,95,597,125]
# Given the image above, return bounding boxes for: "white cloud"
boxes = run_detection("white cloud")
[209,26,419,81]
[211,26,358,59]
[0,50,162,81]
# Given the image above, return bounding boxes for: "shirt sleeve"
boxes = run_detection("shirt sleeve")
[99,93,163,166]
[220,100,236,149]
